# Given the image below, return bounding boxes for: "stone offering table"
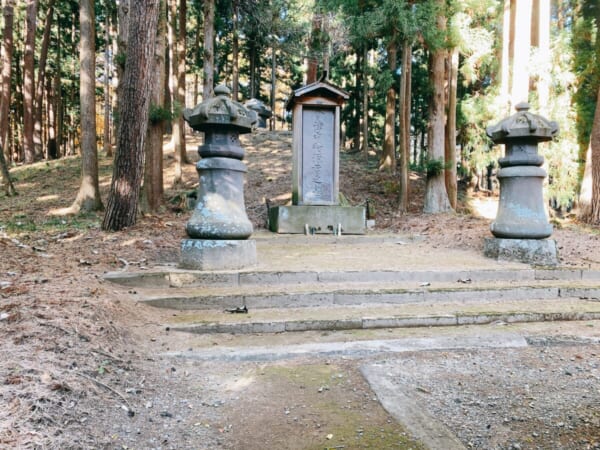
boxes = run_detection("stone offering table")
[269,80,366,234]
[180,85,257,270]
[484,103,559,265]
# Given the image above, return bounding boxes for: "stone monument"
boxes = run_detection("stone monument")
[268,79,366,234]
[483,102,559,265]
[180,85,257,270]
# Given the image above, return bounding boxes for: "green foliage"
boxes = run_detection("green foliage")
[424,157,451,178]
[148,104,173,125]
[2,213,100,235]
[114,51,126,70]
[572,1,599,150]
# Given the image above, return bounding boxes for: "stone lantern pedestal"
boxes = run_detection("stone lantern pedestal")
[483,103,559,265]
[180,85,257,270]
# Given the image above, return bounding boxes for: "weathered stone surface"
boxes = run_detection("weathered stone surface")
[181,84,256,270]
[186,157,253,240]
[268,205,366,234]
[183,84,256,133]
[483,238,558,266]
[244,98,272,128]
[491,166,553,239]
[486,103,558,241]
[180,239,257,270]
[486,101,558,144]
[300,108,336,205]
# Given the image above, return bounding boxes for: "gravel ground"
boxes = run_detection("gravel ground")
[367,336,600,449]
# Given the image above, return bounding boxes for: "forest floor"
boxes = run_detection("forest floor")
[1,130,600,449]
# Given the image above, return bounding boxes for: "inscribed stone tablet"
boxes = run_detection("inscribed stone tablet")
[301,107,335,204]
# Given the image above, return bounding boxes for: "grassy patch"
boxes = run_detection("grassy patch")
[259,364,426,450]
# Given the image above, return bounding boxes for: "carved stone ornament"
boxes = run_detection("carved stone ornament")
[183,84,257,132]
[486,102,559,144]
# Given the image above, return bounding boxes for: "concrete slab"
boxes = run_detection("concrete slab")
[164,331,528,361]
[361,364,467,450]
[165,298,600,335]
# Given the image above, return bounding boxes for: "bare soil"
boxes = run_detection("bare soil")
[1,130,600,449]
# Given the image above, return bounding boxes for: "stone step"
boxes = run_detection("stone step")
[165,297,600,335]
[136,282,600,310]
[105,266,600,289]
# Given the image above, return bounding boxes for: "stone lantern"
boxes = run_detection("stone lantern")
[244,98,272,129]
[180,85,258,270]
[484,102,559,265]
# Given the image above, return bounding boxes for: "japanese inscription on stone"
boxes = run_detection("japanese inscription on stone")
[301,107,335,204]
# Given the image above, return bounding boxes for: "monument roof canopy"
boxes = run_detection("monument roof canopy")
[286,80,349,111]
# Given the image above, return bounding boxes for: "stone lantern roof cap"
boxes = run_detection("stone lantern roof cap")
[183,84,257,133]
[244,98,273,118]
[486,102,559,144]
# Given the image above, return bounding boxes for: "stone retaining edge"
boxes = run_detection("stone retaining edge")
[172,311,600,335]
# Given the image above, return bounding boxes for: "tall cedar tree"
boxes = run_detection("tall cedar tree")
[70,0,103,213]
[102,0,160,231]
[0,0,16,195]
[141,0,167,213]
[578,0,600,221]
[423,6,452,214]
[203,0,215,99]
[589,87,600,224]
[22,0,37,163]
[33,0,56,159]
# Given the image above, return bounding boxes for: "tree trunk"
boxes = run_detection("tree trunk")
[53,53,63,158]
[379,39,397,173]
[445,47,458,209]
[424,15,452,214]
[270,44,276,131]
[33,0,55,160]
[203,0,215,100]
[580,87,600,224]
[192,10,202,104]
[500,0,511,110]
[70,0,103,213]
[103,8,112,156]
[141,0,166,213]
[176,0,187,152]
[170,0,187,186]
[102,0,160,231]
[361,46,369,159]
[248,43,258,98]
[398,41,412,212]
[114,0,130,144]
[353,51,362,152]
[0,0,16,195]
[306,12,321,84]
[22,0,38,163]
[511,0,532,105]
[231,0,239,101]
[531,0,550,114]
[46,74,58,160]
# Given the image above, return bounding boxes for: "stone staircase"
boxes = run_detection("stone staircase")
[104,233,600,337]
